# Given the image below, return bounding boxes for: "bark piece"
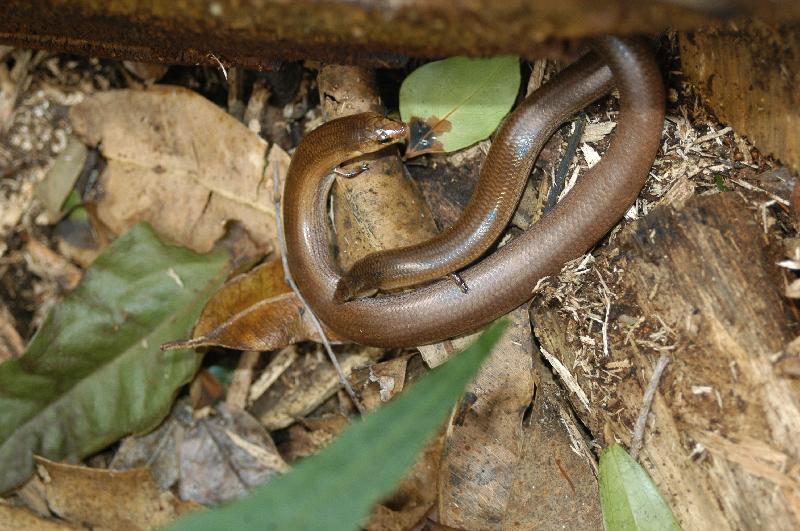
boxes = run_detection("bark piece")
[531,192,800,530]
[1,1,797,69]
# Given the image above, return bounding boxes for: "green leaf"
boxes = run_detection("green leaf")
[62,189,88,221]
[599,444,681,531]
[399,56,520,157]
[0,223,229,493]
[170,320,508,531]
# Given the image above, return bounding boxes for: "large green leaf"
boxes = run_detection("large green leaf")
[598,444,681,531]
[170,320,508,531]
[0,223,228,493]
[399,55,520,157]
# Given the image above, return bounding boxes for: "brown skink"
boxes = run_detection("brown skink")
[284,36,665,348]
[335,52,615,301]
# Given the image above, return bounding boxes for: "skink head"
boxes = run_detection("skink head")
[358,113,408,152]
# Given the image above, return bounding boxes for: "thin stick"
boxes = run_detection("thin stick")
[272,164,365,414]
[630,353,670,459]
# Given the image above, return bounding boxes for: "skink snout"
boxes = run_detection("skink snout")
[362,114,408,150]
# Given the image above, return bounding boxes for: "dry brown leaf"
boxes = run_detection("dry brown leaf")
[0,502,78,531]
[366,430,445,531]
[501,354,603,529]
[110,401,287,506]
[437,309,535,530]
[178,404,288,505]
[165,257,337,351]
[34,456,200,530]
[69,86,281,253]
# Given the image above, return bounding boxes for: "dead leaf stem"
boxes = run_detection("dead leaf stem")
[272,162,365,414]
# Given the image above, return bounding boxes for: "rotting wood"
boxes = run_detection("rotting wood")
[2,1,800,69]
[531,192,800,530]
[680,21,800,171]
[317,65,439,268]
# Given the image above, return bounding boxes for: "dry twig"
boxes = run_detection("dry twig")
[630,352,670,459]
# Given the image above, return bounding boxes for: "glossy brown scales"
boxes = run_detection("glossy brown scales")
[284,36,665,347]
[335,53,615,301]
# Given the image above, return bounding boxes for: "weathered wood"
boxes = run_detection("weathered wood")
[531,193,800,529]
[680,21,800,171]
[2,1,800,68]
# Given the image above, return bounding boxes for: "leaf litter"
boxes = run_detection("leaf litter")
[1,34,794,531]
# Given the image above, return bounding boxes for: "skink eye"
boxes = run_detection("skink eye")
[378,132,392,144]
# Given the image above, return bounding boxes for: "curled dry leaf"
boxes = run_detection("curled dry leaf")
[164,257,339,351]
[437,309,535,530]
[178,403,288,505]
[33,456,200,530]
[110,400,288,506]
[69,86,278,254]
